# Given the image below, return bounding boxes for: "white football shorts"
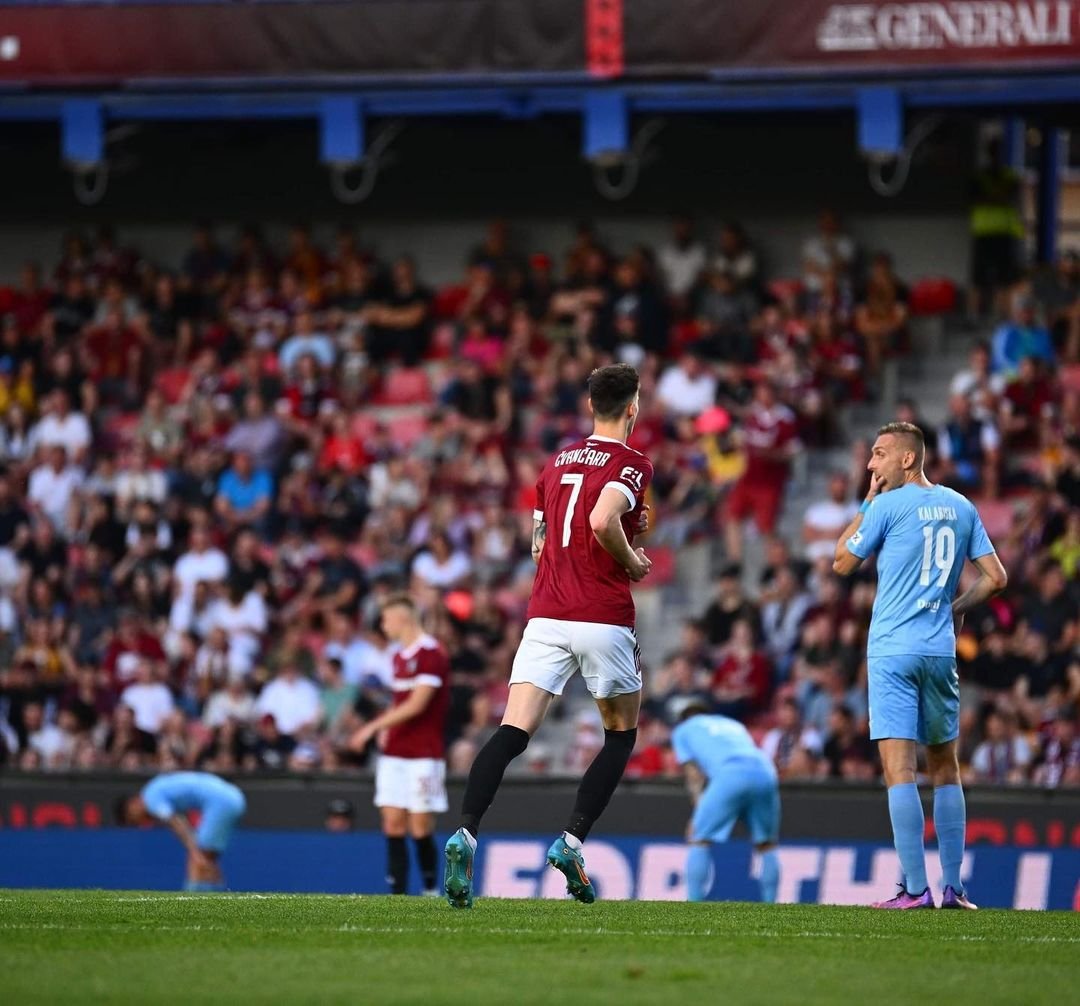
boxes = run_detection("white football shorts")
[374,755,448,814]
[509,617,642,699]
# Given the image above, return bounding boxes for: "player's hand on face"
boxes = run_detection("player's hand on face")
[635,505,651,535]
[627,547,652,582]
[867,473,887,499]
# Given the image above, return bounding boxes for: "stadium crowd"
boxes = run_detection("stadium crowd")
[0,216,1077,786]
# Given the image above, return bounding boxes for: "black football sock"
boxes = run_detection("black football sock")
[386,836,408,895]
[566,727,637,842]
[413,834,438,892]
[460,724,530,838]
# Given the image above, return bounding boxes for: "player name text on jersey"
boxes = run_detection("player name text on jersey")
[554,447,612,468]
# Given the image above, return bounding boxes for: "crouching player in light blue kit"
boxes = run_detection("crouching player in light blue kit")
[834,422,1007,909]
[672,703,781,903]
[118,772,247,891]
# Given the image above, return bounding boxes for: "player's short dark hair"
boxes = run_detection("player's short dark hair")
[678,702,711,723]
[587,364,640,420]
[380,593,416,616]
[877,421,925,469]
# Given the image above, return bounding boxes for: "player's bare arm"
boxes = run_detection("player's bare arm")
[348,684,437,751]
[683,761,706,805]
[951,551,1008,632]
[832,473,886,576]
[589,486,651,581]
[531,518,547,564]
[165,813,208,866]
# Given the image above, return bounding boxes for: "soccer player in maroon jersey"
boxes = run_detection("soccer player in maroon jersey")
[349,595,451,896]
[444,363,653,908]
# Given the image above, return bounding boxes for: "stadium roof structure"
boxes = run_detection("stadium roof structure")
[2,0,1077,240]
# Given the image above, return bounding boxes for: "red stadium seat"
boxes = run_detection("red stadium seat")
[909,277,957,316]
[376,367,433,406]
[643,545,676,586]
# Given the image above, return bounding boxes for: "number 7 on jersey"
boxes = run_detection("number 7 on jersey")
[559,473,584,548]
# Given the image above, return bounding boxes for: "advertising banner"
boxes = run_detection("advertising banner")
[0,829,1076,910]
[0,1,1078,86]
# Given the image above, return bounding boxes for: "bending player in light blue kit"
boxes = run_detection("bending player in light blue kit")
[118,771,247,891]
[834,422,1007,910]
[672,704,780,903]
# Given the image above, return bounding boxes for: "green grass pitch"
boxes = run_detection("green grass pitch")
[2,890,1078,1004]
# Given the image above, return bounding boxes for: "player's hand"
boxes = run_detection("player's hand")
[348,725,375,753]
[866,473,887,500]
[635,505,651,535]
[627,547,652,582]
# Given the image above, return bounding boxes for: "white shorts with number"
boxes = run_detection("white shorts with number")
[509,617,642,699]
[374,756,448,814]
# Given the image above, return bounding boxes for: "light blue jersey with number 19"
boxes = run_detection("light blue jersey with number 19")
[846,483,994,658]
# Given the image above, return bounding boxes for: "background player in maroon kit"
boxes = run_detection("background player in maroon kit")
[444,363,653,908]
[350,595,450,896]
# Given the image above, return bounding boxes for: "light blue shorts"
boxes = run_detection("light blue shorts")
[195,787,247,853]
[868,654,959,745]
[691,758,780,846]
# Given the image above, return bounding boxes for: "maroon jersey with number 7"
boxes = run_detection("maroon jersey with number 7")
[526,435,653,628]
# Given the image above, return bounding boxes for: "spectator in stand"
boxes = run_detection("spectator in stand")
[700,563,761,647]
[724,381,799,562]
[255,665,321,740]
[224,392,285,472]
[854,252,908,393]
[991,292,1055,378]
[29,389,92,465]
[658,215,707,308]
[713,222,759,295]
[120,659,176,737]
[998,355,1057,451]
[27,446,82,537]
[1032,709,1080,787]
[950,341,1006,422]
[412,530,472,591]
[820,703,875,780]
[173,523,229,604]
[970,707,1032,784]
[1032,250,1080,362]
[759,564,813,680]
[760,696,823,780]
[802,208,857,298]
[656,350,717,418]
[937,393,1001,497]
[365,257,431,367]
[645,654,713,725]
[214,451,273,533]
[802,472,859,564]
[710,617,772,720]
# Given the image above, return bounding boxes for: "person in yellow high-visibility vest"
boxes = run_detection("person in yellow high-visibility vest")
[969,138,1025,321]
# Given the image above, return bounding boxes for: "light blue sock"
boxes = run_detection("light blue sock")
[686,845,712,902]
[934,784,966,893]
[887,782,928,894]
[757,849,780,903]
[184,880,225,893]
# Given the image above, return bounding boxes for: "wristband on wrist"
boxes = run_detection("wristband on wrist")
[859,499,872,515]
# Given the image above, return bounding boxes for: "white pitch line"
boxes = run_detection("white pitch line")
[3,920,1077,946]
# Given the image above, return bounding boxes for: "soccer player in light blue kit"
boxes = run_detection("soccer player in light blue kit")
[118,772,247,892]
[833,422,1007,909]
[672,704,781,903]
